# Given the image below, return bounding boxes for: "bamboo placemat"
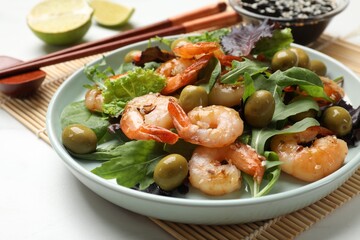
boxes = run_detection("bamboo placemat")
[2,35,360,240]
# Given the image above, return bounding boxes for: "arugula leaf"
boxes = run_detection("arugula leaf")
[163,139,197,159]
[91,140,165,189]
[242,151,282,197]
[255,151,282,197]
[198,56,221,93]
[102,67,166,117]
[272,96,319,122]
[242,72,256,102]
[251,117,320,154]
[220,58,268,84]
[269,67,331,100]
[70,141,129,161]
[60,100,109,140]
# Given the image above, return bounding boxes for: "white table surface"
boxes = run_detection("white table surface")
[1,1,360,239]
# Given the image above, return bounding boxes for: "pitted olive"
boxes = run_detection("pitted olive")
[271,49,298,71]
[322,106,352,136]
[62,124,97,154]
[179,85,208,113]
[309,59,327,76]
[153,154,188,191]
[289,47,310,68]
[244,90,275,128]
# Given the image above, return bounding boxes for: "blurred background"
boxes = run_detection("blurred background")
[0,0,359,62]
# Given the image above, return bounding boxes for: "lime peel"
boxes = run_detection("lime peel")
[89,0,135,27]
[27,0,93,45]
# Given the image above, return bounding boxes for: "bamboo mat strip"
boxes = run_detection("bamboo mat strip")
[1,35,360,240]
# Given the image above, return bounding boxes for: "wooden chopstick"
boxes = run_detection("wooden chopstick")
[0,11,241,78]
[24,2,228,64]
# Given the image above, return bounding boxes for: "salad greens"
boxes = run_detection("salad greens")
[59,22,357,198]
[102,67,166,117]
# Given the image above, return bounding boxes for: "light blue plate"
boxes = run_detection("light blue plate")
[46,37,360,224]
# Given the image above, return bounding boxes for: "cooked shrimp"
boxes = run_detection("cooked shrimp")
[172,42,221,59]
[189,143,265,196]
[168,98,243,148]
[85,88,103,112]
[120,93,179,144]
[172,41,242,66]
[270,126,348,182]
[318,76,344,105]
[284,76,345,106]
[157,54,211,95]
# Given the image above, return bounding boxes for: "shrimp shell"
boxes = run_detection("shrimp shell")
[270,126,348,182]
[168,98,244,148]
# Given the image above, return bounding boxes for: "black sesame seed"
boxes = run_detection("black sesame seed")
[240,0,337,19]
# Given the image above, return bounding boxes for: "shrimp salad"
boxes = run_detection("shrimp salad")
[60,22,360,198]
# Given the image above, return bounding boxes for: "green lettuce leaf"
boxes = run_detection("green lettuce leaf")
[102,67,166,117]
[251,28,293,59]
[91,140,165,190]
[60,100,109,140]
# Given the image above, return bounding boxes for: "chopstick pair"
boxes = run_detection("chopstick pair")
[0,3,242,79]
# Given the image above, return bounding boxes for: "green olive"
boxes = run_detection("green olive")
[170,38,190,50]
[271,49,298,71]
[289,47,310,68]
[322,106,352,136]
[289,96,318,122]
[208,82,244,107]
[179,85,208,113]
[244,90,275,128]
[124,50,141,63]
[309,59,327,76]
[153,154,188,191]
[62,124,97,154]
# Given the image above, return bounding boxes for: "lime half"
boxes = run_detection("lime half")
[89,0,134,27]
[27,0,93,45]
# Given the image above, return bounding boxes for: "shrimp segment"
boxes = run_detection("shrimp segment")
[189,143,265,196]
[172,42,221,59]
[157,54,211,95]
[120,93,179,144]
[168,98,244,148]
[270,126,348,182]
[85,88,103,112]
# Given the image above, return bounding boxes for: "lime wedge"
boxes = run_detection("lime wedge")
[89,0,134,27]
[27,0,93,46]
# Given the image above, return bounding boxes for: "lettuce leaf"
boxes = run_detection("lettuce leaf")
[251,28,293,59]
[102,67,166,117]
[60,100,109,140]
[91,140,165,190]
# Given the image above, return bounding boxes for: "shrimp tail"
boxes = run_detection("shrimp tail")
[228,143,265,184]
[161,54,211,95]
[139,125,179,144]
[167,98,190,129]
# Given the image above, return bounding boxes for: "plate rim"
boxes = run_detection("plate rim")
[46,36,360,208]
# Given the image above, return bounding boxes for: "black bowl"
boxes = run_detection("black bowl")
[229,0,349,45]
